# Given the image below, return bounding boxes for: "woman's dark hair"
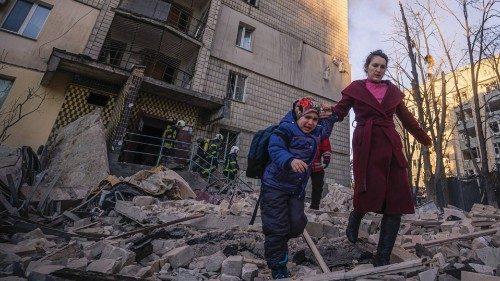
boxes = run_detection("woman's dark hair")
[364,50,389,73]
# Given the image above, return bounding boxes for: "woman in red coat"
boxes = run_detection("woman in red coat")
[330,50,432,266]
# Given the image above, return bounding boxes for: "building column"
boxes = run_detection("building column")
[110,66,145,151]
[84,0,120,59]
[191,0,222,93]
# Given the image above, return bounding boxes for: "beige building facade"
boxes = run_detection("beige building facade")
[401,58,500,188]
[0,0,351,186]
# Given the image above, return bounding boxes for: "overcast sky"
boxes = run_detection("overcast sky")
[348,1,401,80]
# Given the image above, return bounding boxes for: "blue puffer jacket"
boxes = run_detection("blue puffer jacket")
[262,110,337,198]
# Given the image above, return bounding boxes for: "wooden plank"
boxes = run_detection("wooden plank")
[281,259,424,281]
[107,214,205,240]
[461,271,500,281]
[391,246,419,263]
[471,213,500,220]
[302,229,330,273]
[1,217,98,241]
[39,241,79,262]
[403,228,500,249]
[50,267,141,281]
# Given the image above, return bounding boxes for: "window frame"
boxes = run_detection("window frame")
[226,71,247,102]
[489,121,500,135]
[218,128,239,160]
[493,143,500,158]
[236,23,254,51]
[1,0,52,39]
[243,0,259,7]
[0,77,14,109]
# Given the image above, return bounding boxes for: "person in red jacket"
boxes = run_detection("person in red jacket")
[309,137,331,210]
[327,50,432,266]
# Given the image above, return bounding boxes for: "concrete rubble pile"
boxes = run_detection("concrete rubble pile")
[2,177,499,280]
[1,113,500,280]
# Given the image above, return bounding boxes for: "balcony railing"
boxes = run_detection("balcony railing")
[99,43,194,88]
[117,0,207,40]
[97,14,199,89]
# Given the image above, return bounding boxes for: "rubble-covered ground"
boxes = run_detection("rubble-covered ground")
[1,112,499,281]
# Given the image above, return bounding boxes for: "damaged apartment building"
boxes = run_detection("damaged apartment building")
[0,0,351,186]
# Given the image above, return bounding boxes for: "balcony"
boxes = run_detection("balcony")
[98,14,201,89]
[459,137,479,150]
[457,118,475,132]
[116,0,209,40]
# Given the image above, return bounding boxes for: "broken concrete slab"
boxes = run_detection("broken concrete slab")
[175,268,199,281]
[125,166,196,199]
[475,247,500,268]
[205,251,226,272]
[241,263,258,281]
[119,264,142,277]
[221,255,243,277]
[100,244,136,268]
[418,268,438,281]
[28,265,66,280]
[164,245,194,269]
[115,200,152,224]
[220,274,242,281]
[152,239,178,256]
[438,274,460,281]
[132,196,157,207]
[468,263,495,275]
[22,109,109,205]
[66,257,88,270]
[86,258,120,274]
[461,271,500,281]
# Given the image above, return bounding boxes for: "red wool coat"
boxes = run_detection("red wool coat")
[332,80,431,214]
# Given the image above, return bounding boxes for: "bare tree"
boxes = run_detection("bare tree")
[438,0,499,206]
[398,2,435,203]
[391,0,499,207]
[0,50,47,144]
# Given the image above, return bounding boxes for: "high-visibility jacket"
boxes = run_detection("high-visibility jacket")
[162,125,178,148]
[223,152,239,176]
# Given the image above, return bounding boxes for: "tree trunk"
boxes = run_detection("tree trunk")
[399,2,434,201]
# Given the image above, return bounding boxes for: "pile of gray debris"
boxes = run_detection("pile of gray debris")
[0,111,499,281]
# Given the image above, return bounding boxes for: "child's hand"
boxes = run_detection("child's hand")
[291,159,308,173]
[320,103,333,119]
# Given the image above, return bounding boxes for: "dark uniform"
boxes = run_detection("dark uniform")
[223,151,239,181]
[162,124,179,158]
[201,137,221,178]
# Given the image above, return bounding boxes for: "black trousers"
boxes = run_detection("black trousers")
[260,186,308,268]
[310,170,325,209]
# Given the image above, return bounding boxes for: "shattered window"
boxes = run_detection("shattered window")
[226,71,246,101]
[236,23,254,51]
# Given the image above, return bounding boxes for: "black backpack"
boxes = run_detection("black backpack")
[246,125,288,179]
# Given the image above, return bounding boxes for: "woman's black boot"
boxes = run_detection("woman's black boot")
[373,214,401,267]
[346,211,365,243]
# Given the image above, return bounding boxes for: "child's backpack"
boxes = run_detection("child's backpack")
[246,125,288,179]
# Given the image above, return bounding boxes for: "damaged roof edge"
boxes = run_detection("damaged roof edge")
[40,48,225,111]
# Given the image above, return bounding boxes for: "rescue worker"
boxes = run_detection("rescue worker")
[223,146,240,181]
[201,133,223,178]
[193,137,208,173]
[162,120,185,163]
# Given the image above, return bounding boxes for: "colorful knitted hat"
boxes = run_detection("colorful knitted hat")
[293,97,321,119]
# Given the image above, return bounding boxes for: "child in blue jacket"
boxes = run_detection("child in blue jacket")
[260,97,337,279]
